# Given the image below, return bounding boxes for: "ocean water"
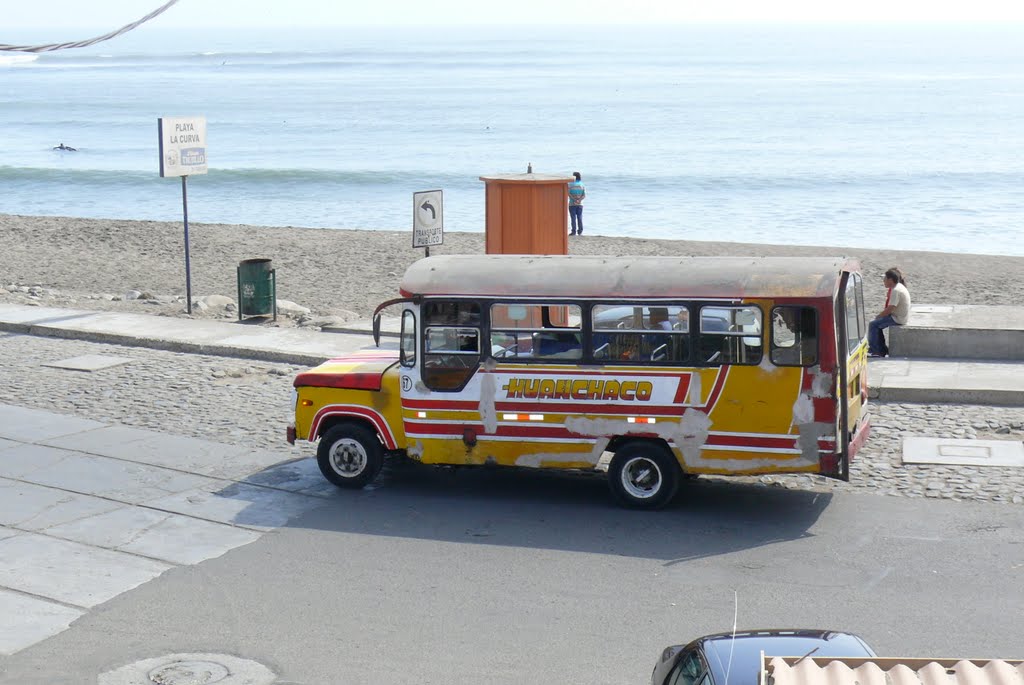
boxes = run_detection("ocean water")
[2,24,1024,255]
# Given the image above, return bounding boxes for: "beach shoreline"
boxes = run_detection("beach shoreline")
[2,213,1020,324]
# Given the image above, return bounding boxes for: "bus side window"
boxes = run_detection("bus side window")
[699,306,762,365]
[591,304,690,364]
[771,306,818,366]
[490,303,582,361]
[848,272,866,353]
[400,310,416,367]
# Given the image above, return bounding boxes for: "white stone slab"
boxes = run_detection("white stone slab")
[40,424,194,457]
[0,437,19,452]
[0,588,85,656]
[0,533,170,608]
[146,481,326,530]
[902,437,1024,467]
[0,477,124,530]
[5,452,219,505]
[0,443,87,479]
[45,508,261,565]
[241,457,338,497]
[0,405,106,443]
[101,437,288,480]
[42,427,264,478]
[41,354,132,371]
[216,447,302,481]
[0,526,19,542]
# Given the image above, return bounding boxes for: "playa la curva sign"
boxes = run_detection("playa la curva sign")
[157,115,208,314]
[157,116,208,177]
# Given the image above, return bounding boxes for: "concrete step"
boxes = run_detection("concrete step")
[868,356,1024,406]
[889,305,1024,361]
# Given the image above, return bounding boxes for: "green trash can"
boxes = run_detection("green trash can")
[237,258,277,320]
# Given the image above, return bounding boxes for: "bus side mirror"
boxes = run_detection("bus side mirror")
[372,314,381,347]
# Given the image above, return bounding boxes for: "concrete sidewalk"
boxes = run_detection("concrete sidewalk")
[2,303,1023,405]
[0,403,334,655]
[0,303,397,366]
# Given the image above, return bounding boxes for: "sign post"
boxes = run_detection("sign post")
[412,189,444,257]
[158,116,208,314]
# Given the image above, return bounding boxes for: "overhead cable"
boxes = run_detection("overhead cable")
[0,0,180,53]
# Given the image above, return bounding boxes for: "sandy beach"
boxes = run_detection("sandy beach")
[2,213,1021,322]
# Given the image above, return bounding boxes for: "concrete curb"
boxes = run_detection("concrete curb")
[872,385,1024,406]
[0,320,332,367]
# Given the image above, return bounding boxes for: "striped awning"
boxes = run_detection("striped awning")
[762,656,1024,685]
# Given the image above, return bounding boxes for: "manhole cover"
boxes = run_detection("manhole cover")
[98,653,275,685]
[903,437,1024,467]
[149,660,230,684]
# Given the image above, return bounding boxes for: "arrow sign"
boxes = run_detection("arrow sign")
[412,189,444,249]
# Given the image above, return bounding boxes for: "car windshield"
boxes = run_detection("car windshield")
[703,632,872,685]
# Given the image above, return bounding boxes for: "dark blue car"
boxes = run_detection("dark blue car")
[651,629,876,685]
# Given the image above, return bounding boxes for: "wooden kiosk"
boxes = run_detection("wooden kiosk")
[480,172,573,256]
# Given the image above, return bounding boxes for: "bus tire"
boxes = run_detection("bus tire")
[317,422,384,489]
[608,441,680,509]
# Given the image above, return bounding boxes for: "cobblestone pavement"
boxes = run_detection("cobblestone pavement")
[1,331,1022,505]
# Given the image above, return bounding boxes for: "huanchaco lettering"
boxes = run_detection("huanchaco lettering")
[501,378,653,401]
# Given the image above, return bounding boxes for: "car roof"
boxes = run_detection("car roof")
[694,630,875,685]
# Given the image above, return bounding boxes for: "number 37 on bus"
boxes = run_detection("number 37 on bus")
[287,255,871,509]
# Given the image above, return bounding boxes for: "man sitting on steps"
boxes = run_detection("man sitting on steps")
[869,267,911,358]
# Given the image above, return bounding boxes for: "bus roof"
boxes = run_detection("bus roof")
[399,255,859,300]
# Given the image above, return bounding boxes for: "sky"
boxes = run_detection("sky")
[3,0,1024,32]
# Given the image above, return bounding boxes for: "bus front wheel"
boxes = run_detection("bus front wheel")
[608,441,680,509]
[317,422,384,489]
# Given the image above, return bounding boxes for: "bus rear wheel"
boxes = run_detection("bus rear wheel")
[608,441,680,509]
[317,422,384,489]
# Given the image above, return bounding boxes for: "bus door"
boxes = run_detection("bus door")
[768,302,837,476]
[398,299,487,465]
[838,271,869,477]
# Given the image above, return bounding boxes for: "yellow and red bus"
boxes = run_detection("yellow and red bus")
[288,255,870,508]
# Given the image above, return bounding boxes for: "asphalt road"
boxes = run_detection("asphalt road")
[1,464,1022,685]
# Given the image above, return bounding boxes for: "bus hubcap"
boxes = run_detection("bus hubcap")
[329,438,367,477]
[621,456,662,499]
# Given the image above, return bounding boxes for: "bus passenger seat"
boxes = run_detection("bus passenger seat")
[592,335,612,359]
[535,332,581,357]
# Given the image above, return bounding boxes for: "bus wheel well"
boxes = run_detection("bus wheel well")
[607,435,692,476]
[317,415,383,446]
[607,435,671,454]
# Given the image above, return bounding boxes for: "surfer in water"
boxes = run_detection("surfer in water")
[53,143,77,151]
